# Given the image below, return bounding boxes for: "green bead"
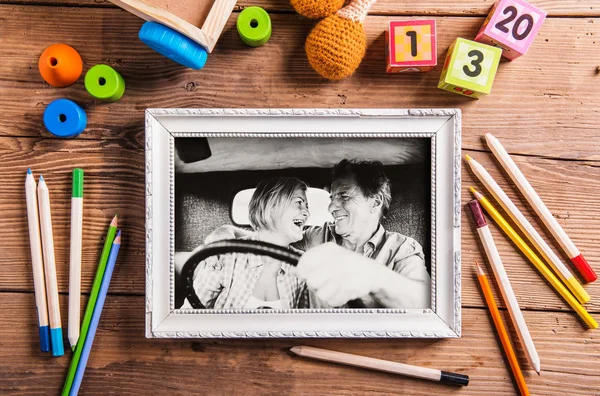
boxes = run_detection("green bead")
[84,64,125,102]
[237,6,272,47]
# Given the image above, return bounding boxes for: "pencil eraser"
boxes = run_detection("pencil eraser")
[467,199,487,228]
[571,254,597,283]
[50,328,64,357]
[440,370,469,386]
[39,325,50,352]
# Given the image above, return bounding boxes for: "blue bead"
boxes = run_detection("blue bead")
[139,21,208,70]
[43,99,87,138]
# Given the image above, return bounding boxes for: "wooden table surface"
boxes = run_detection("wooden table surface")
[1,1,599,394]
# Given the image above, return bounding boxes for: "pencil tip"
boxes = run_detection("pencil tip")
[110,215,118,227]
[469,186,476,194]
[71,345,76,352]
[27,168,31,175]
[39,174,44,182]
[475,261,485,276]
[465,154,472,161]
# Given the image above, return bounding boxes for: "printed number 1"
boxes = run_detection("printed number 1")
[406,31,418,57]
[495,6,534,40]
[463,50,484,77]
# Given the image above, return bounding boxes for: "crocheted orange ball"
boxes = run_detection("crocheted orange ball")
[290,0,346,19]
[305,15,366,80]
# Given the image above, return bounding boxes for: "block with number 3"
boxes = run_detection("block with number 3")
[386,20,437,73]
[476,0,546,60]
[438,38,502,99]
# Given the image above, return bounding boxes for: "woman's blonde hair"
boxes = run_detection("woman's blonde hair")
[249,177,307,231]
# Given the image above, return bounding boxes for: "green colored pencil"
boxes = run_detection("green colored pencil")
[62,214,118,396]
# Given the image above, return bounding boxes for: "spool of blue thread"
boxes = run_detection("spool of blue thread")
[43,99,87,138]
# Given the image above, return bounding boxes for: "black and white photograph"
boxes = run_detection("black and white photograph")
[145,109,461,338]
[174,136,432,311]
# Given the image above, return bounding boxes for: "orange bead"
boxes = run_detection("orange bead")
[38,44,83,87]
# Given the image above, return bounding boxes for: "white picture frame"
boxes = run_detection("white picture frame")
[145,108,462,338]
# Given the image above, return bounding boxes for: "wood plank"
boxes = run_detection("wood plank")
[0,5,599,159]
[1,139,599,317]
[1,292,598,395]
[2,0,599,17]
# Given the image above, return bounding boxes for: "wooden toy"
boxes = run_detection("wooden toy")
[85,64,125,102]
[108,0,237,69]
[386,20,437,73]
[43,99,87,138]
[237,6,272,47]
[475,0,546,60]
[38,44,82,87]
[438,38,502,99]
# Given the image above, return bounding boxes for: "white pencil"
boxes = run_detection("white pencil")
[37,175,64,357]
[465,155,590,305]
[69,169,84,351]
[290,346,469,386]
[485,133,597,283]
[25,169,50,352]
[467,199,540,374]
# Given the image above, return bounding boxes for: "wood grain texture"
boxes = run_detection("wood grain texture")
[1,292,599,395]
[2,0,599,16]
[1,1,599,394]
[1,139,599,315]
[0,5,599,159]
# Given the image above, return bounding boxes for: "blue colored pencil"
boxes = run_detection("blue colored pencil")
[69,231,121,396]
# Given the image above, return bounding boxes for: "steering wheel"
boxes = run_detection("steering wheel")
[180,239,366,309]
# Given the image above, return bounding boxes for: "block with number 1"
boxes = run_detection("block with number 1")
[438,38,502,99]
[476,0,546,60]
[386,20,437,73]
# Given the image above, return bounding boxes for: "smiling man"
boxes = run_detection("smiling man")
[293,159,431,309]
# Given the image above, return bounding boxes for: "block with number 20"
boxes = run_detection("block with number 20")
[476,0,547,60]
[438,38,502,99]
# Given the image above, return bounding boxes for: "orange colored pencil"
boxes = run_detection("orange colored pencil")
[476,262,530,396]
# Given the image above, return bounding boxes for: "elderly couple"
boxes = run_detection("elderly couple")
[189,159,430,310]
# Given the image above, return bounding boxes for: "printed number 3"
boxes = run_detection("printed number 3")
[463,50,484,78]
[495,6,534,40]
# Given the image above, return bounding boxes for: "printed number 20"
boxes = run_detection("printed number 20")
[463,50,484,78]
[495,6,534,40]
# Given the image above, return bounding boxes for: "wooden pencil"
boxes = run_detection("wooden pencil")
[37,174,64,357]
[69,231,121,396]
[69,168,84,350]
[290,346,469,386]
[25,169,50,352]
[467,199,540,374]
[471,188,598,329]
[62,214,118,396]
[465,155,590,305]
[485,133,597,283]
[476,262,530,396]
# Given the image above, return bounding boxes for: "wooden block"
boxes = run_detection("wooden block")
[437,38,502,99]
[475,0,547,60]
[108,0,237,52]
[386,20,437,73]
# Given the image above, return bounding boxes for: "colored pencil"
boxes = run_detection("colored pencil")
[471,188,598,329]
[476,262,530,396]
[62,215,118,396]
[37,175,64,357]
[69,231,121,396]
[69,168,84,350]
[467,199,540,374]
[485,133,597,283]
[466,155,590,305]
[25,169,50,352]
[290,346,469,386]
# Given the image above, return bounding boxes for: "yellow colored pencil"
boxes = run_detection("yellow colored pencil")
[470,187,598,329]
